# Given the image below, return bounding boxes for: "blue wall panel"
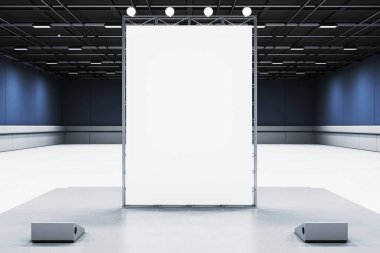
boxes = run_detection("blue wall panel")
[327,74,344,125]
[20,70,36,125]
[258,79,315,126]
[258,80,286,126]
[35,75,61,125]
[62,79,121,126]
[0,56,61,126]
[375,59,380,125]
[356,62,375,125]
[62,79,314,126]
[316,55,378,126]
[342,67,358,125]
[91,79,121,126]
[0,60,5,125]
[62,80,91,126]
[48,77,61,125]
[35,75,48,125]
[5,65,23,124]
[285,80,314,126]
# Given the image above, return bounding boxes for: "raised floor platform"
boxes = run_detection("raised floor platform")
[0,187,379,253]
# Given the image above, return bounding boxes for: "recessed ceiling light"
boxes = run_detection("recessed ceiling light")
[315,62,326,65]
[14,48,28,51]
[290,48,304,51]
[68,48,82,51]
[272,62,283,65]
[343,48,357,51]
[46,62,57,65]
[33,25,51,29]
[91,62,102,65]
[319,25,337,29]
[104,25,122,29]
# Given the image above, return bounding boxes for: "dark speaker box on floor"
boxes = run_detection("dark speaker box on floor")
[31,222,85,242]
[295,222,348,243]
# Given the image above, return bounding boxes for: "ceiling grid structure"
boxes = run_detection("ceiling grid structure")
[0,0,379,79]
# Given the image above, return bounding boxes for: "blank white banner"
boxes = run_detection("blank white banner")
[125,26,253,205]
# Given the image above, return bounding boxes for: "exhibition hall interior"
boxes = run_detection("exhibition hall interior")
[1,0,380,252]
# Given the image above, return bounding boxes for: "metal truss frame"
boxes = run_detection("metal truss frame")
[122,15,258,208]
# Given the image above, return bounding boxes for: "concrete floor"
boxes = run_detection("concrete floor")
[1,144,380,252]
[1,187,380,252]
[260,144,380,213]
[1,144,380,213]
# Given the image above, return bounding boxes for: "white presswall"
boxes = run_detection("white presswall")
[0,126,64,152]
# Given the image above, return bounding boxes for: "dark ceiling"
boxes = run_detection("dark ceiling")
[1,0,380,79]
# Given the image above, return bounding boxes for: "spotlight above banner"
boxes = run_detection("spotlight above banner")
[165,7,175,17]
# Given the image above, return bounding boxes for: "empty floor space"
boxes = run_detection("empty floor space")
[1,144,379,214]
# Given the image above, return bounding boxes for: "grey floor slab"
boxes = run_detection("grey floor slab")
[0,187,379,253]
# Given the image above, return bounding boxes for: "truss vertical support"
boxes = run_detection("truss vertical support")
[121,17,126,207]
[253,17,258,207]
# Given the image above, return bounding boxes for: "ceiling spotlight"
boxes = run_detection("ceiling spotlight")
[204,7,213,17]
[242,7,252,17]
[290,48,304,51]
[126,7,136,17]
[57,34,61,37]
[68,47,82,51]
[14,48,28,51]
[165,7,175,17]
[315,62,326,65]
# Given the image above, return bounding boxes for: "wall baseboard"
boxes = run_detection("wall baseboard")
[63,126,316,145]
[2,125,380,152]
[314,126,380,152]
[316,132,380,152]
[258,132,315,144]
[0,126,65,152]
[0,133,64,152]
[62,126,380,152]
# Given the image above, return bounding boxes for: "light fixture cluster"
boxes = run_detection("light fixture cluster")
[125,6,253,18]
